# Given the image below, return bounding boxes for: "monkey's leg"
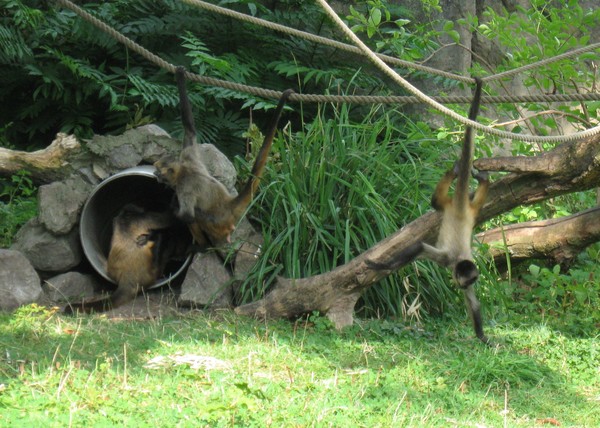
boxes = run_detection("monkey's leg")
[470,170,490,211]
[63,284,139,314]
[107,284,140,309]
[431,169,456,211]
[462,285,490,345]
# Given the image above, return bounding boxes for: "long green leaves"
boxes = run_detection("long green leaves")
[236,103,458,318]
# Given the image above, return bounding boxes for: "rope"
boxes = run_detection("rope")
[314,0,600,143]
[180,0,474,84]
[54,0,600,142]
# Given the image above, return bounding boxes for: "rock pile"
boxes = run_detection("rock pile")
[2,125,263,314]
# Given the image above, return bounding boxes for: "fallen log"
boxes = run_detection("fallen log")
[0,133,81,184]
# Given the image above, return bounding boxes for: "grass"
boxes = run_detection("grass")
[1,305,598,427]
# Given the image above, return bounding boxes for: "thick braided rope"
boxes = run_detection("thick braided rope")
[54,0,600,106]
[180,0,474,84]
[315,0,600,143]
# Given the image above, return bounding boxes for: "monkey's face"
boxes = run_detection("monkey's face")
[199,215,236,245]
[453,260,479,288]
[153,157,179,186]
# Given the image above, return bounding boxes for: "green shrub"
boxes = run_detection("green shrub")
[0,171,38,247]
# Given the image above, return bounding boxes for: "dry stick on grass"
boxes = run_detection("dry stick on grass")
[236,133,600,328]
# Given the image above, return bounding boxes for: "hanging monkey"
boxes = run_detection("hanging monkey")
[367,77,491,344]
[154,66,294,247]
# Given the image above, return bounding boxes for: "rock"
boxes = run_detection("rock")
[198,144,238,193]
[232,219,264,278]
[86,125,180,173]
[231,219,264,304]
[11,218,82,272]
[42,272,99,302]
[0,249,42,310]
[178,252,233,309]
[38,176,92,235]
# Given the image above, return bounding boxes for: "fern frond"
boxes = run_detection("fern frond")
[0,24,33,64]
[128,74,180,108]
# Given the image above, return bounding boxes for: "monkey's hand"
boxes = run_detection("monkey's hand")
[471,168,489,183]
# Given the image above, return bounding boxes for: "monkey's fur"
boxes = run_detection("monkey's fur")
[154,67,293,246]
[367,77,491,344]
[65,204,179,314]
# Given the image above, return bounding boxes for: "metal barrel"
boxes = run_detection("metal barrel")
[79,165,192,288]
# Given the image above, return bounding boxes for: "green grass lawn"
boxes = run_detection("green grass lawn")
[0,305,598,427]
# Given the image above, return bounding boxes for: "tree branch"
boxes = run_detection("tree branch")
[477,206,600,269]
[0,133,81,184]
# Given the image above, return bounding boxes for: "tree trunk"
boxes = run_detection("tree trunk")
[236,133,600,327]
[0,133,80,184]
[477,206,600,269]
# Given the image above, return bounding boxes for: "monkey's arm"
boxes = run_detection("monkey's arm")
[470,170,489,212]
[175,180,199,223]
[420,242,451,267]
[364,241,424,271]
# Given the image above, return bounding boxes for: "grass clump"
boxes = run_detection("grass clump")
[0,171,37,247]
[238,103,460,319]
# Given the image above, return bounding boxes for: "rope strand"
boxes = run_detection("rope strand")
[54,0,600,143]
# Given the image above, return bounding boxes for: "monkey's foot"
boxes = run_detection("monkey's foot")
[471,168,489,182]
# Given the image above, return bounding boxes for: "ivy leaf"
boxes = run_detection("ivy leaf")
[369,8,382,27]
[447,30,461,44]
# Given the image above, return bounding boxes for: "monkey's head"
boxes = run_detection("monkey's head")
[153,156,181,186]
[199,213,236,245]
[453,259,479,288]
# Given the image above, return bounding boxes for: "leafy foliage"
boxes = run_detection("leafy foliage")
[236,102,474,318]
[0,0,434,155]
[0,171,37,247]
[470,0,600,140]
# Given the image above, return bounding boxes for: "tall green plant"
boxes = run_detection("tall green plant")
[235,103,468,318]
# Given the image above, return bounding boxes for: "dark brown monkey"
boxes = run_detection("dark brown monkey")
[64,204,178,314]
[154,66,294,246]
[367,77,490,344]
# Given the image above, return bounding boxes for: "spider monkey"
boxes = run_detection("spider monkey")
[367,77,491,344]
[154,66,294,247]
[64,204,181,314]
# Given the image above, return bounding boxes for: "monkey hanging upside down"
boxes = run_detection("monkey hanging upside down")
[154,66,294,248]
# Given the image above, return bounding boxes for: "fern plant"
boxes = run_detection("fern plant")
[0,0,439,154]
